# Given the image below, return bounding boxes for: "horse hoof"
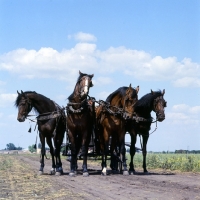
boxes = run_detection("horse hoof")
[144,171,149,175]
[101,172,107,176]
[38,171,43,175]
[55,172,61,176]
[49,170,55,175]
[123,171,129,176]
[129,170,136,175]
[69,171,77,177]
[83,172,89,177]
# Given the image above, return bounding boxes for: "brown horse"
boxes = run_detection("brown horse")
[15,91,66,175]
[127,89,167,174]
[66,71,94,177]
[96,85,139,175]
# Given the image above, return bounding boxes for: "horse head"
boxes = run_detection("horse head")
[16,90,32,122]
[151,89,167,122]
[78,70,94,99]
[123,84,139,119]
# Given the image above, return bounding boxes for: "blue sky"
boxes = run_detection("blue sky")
[0,0,200,151]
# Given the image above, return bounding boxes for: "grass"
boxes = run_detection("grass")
[126,153,200,172]
[0,155,13,170]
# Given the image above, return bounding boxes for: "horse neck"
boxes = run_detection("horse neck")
[70,83,81,101]
[27,93,55,114]
[135,98,154,118]
[110,94,123,108]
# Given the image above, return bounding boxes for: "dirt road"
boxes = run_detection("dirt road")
[0,154,200,200]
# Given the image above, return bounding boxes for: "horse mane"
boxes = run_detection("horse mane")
[134,90,163,112]
[68,72,90,101]
[106,87,128,103]
[15,91,51,107]
[15,91,35,107]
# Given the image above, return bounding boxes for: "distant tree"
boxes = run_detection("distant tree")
[6,143,16,150]
[28,144,36,153]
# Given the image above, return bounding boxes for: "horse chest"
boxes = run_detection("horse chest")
[38,121,55,133]
[67,113,90,130]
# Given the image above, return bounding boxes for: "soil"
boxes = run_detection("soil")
[0,153,200,200]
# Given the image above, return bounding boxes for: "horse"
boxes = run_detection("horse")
[96,84,139,176]
[15,91,66,175]
[66,71,95,177]
[127,89,167,174]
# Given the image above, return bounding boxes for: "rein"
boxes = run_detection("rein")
[93,98,133,119]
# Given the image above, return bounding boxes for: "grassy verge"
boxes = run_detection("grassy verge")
[126,153,200,172]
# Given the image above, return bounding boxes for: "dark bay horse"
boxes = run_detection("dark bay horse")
[127,89,167,174]
[66,71,95,177]
[96,85,139,176]
[15,91,66,175]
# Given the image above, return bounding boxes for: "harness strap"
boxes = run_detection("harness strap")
[132,115,153,123]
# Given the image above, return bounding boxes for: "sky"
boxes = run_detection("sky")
[0,0,200,152]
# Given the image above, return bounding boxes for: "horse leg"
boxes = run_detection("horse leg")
[129,132,137,174]
[54,135,64,176]
[142,134,149,174]
[68,131,77,176]
[46,137,56,175]
[38,133,45,175]
[101,129,109,176]
[119,133,129,176]
[55,133,64,175]
[81,131,90,177]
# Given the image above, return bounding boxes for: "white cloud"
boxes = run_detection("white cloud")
[172,104,200,115]
[68,32,97,42]
[0,94,17,107]
[95,91,110,101]
[166,112,199,125]
[93,77,113,86]
[167,104,200,125]
[0,40,200,87]
[173,77,200,87]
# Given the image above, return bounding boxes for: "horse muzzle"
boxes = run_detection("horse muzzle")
[156,112,165,122]
[17,115,26,122]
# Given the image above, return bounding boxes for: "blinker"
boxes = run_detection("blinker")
[28,126,31,133]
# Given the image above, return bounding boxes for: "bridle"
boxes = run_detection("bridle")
[67,75,93,114]
[74,75,93,99]
[153,95,167,116]
[122,89,138,119]
[18,96,32,119]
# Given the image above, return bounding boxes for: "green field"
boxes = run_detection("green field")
[126,153,200,172]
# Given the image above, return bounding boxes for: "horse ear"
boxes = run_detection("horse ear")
[162,89,165,96]
[17,90,20,95]
[91,74,94,78]
[129,84,132,89]
[79,70,82,75]
[151,89,154,95]
[21,90,25,97]
[136,86,139,94]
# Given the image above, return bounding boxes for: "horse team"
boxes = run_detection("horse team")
[16,70,167,177]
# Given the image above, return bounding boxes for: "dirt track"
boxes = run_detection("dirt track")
[0,154,200,200]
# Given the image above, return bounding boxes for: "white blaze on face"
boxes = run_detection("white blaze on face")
[83,78,89,95]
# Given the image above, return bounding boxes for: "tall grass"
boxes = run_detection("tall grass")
[0,155,13,170]
[126,153,200,172]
